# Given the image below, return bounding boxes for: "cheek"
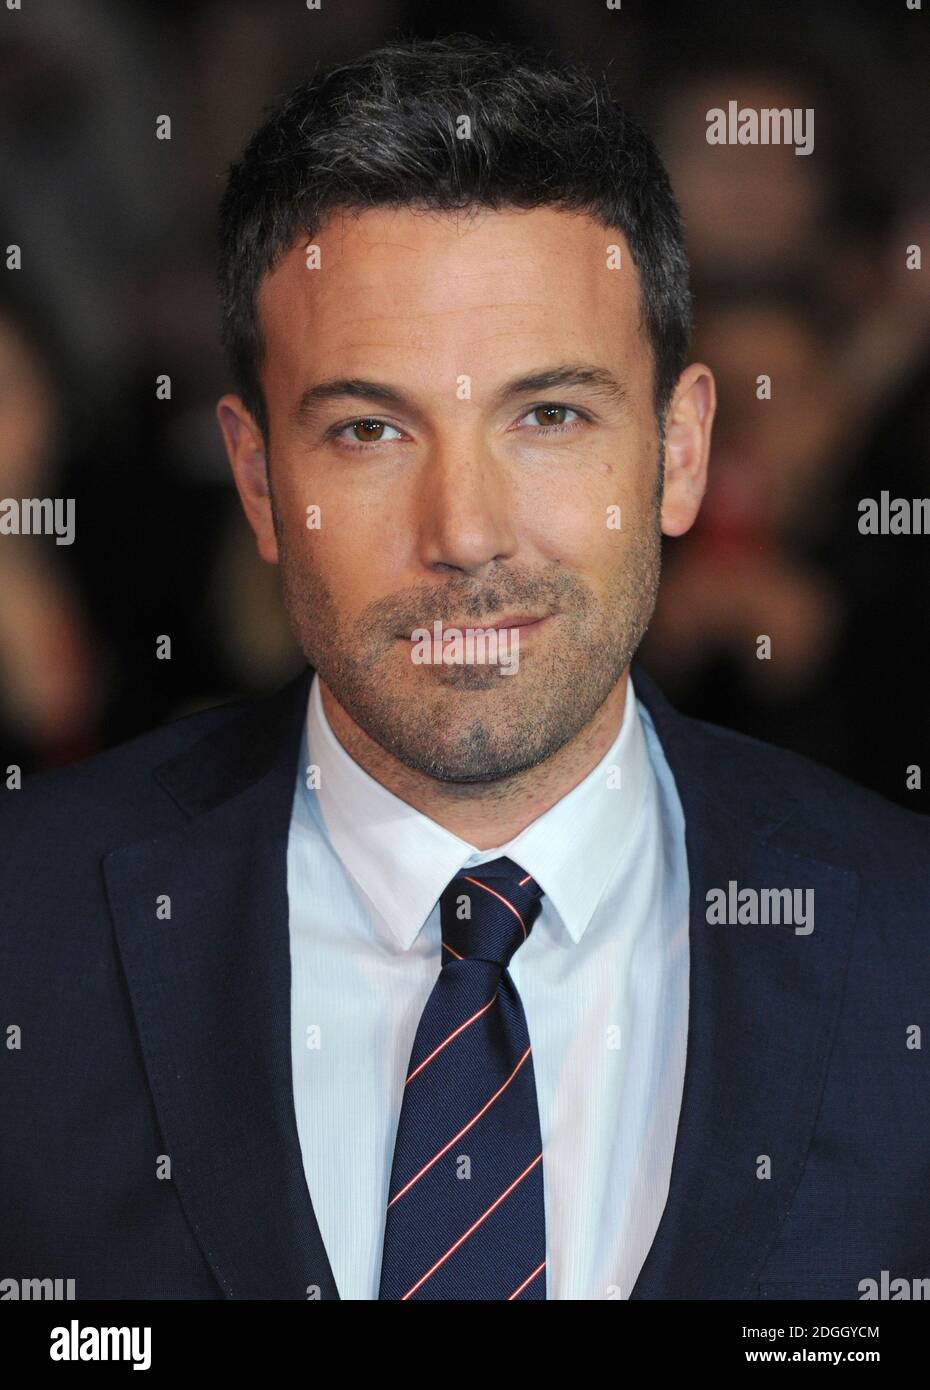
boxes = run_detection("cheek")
[530,457,648,560]
[281,456,399,540]
[288,510,397,626]
[273,462,359,556]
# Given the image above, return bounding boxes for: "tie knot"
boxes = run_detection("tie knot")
[439,855,544,968]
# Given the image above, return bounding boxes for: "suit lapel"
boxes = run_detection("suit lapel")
[103,665,341,1299]
[628,663,860,1298]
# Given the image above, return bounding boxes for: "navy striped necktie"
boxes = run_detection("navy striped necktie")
[378,855,548,1300]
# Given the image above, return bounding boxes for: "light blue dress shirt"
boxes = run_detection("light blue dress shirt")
[287,669,690,1299]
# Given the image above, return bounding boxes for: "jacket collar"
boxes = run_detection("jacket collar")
[104,659,859,1299]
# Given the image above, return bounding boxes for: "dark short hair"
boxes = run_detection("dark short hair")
[217,31,692,443]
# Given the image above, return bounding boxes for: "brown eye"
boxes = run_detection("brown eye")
[533,405,568,427]
[352,419,387,441]
[519,404,583,432]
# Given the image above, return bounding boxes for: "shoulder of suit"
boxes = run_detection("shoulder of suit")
[651,698,930,869]
[0,693,250,854]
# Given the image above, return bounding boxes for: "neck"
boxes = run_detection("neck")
[318,669,629,850]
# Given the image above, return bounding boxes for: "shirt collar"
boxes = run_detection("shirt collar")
[305,668,651,949]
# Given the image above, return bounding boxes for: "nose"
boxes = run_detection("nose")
[414,435,520,577]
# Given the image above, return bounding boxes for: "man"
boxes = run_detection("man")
[2,34,928,1302]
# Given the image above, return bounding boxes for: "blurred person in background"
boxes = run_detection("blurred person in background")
[0,292,107,770]
[639,281,851,764]
[638,15,930,810]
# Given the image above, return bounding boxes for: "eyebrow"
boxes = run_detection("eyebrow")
[290,362,628,430]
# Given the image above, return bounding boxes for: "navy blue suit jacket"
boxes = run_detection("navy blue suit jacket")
[2,661,928,1300]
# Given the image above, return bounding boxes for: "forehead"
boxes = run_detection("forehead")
[256,205,646,395]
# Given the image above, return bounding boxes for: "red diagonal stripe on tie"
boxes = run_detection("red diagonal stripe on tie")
[509,1259,547,1299]
[405,992,499,1084]
[401,1151,544,1299]
[387,1045,532,1206]
[461,876,528,939]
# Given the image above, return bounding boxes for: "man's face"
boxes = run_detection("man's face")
[221,205,710,782]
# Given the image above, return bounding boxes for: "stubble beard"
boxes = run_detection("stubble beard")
[270,453,664,784]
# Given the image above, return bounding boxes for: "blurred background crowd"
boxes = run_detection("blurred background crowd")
[1,0,928,810]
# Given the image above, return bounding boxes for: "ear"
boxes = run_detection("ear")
[216,395,279,564]
[660,362,716,538]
